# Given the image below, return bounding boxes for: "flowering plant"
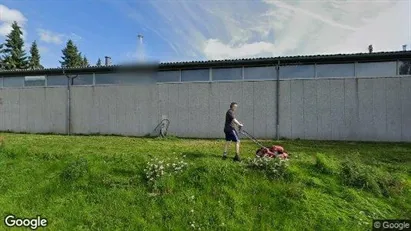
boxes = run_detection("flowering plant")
[246,156,289,179]
[144,156,188,183]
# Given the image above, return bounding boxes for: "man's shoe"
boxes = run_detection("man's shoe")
[233,154,241,162]
[222,154,227,160]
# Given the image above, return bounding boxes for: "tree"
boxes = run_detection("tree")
[60,39,83,68]
[82,56,89,67]
[96,58,102,66]
[2,21,28,70]
[28,41,43,69]
[0,43,4,70]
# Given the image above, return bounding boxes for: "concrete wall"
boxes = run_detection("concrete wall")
[158,77,411,142]
[70,84,159,136]
[0,77,410,142]
[157,81,277,139]
[0,87,66,133]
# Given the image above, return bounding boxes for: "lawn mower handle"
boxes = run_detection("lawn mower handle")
[238,126,267,149]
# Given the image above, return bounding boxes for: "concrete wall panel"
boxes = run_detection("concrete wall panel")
[158,84,168,122]
[177,84,189,137]
[401,77,411,141]
[316,79,331,140]
[0,89,5,130]
[209,83,222,138]
[329,80,345,140]
[242,82,255,137]
[71,87,92,134]
[278,81,292,139]
[358,79,375,140]
[253,82,269,138]
[344,79,357,140]
[166,84,180,135]
[95,87,109,134]
[263,81,277,138]
[188,83,210,138]
[108,87,119,135]
[290,80,304,139]
[2,89,20,132]
[44,87,66,134]
[303,80,317,139]
[385,78,402,141]
[372,78,387,140]
[17,89,29,132]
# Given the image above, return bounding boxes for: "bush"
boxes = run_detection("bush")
[245,156,289,179]
[340,159,379,194]
[61,158,89,181]
[376,173,406,197]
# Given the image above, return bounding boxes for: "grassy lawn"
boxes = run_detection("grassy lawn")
[0,133,410,231]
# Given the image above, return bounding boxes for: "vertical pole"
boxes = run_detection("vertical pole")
[64,70,78,136]
[276,61,280,140]
[66,71,70,135]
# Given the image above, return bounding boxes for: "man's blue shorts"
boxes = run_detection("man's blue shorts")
[224,129,240,142]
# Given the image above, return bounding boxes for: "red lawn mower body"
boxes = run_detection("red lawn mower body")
[256,145,288,159]
[239,127,289,160]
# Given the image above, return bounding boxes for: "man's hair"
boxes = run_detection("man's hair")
[230,102,237,109]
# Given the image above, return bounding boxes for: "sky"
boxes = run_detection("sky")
[0,0,410,68]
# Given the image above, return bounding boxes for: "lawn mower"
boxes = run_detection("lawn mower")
[239,127,288,159]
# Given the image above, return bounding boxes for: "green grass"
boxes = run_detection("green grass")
[0,133,410,231]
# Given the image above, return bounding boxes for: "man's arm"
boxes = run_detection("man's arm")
[228,110,243,127]
[233,118,243,127]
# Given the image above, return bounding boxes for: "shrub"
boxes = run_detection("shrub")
[245,156,289,179]
[61,158,89,181]
[340,159,379,194]
[376,173,406,197]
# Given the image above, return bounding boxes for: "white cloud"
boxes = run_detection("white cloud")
[118,0,410,60]
[37,29,64,44]
[0,4,27,37]
[204,39,275,60]
[37,29,82,45]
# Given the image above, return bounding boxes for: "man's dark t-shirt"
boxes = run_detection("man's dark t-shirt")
[224,109,236,132]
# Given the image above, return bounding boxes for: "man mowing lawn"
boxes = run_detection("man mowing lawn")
[223,102,244,161]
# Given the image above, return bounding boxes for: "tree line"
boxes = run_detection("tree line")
[0,21,103,70]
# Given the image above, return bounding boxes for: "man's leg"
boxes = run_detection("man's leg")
[223,141,229,159]
[233,130,241,161]
[233,141,241,161]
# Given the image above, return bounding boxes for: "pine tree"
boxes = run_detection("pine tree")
[0,43,4,70]
[60,39,83,68]
[96,58,102,66]
[28,41,43,69]
[2,21,28,70]
[82,56,89,67]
